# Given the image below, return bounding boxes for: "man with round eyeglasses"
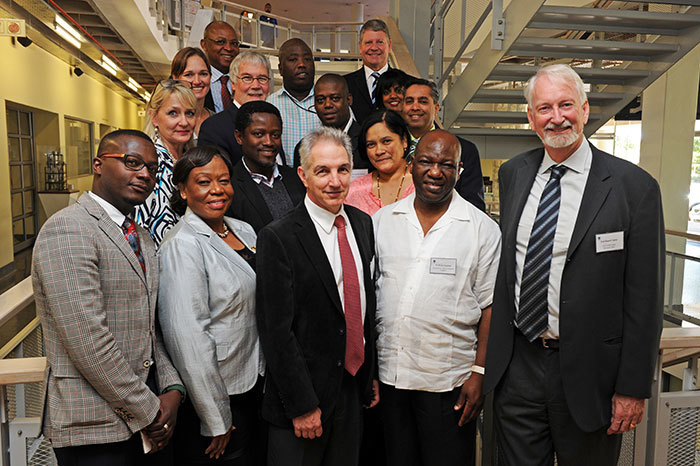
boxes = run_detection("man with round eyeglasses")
[200,20,240,113]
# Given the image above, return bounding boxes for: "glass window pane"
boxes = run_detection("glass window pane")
[10,165,21,189]
[22,164,34,188]
[23,191,34,215]
[25,215,35,236]
[19,112,30,136]
[11,193,22,218]
[64,118,93,177]
[21,139,33,161]
[6,109,18,134]
[9,138,20,162]
[13,219,24,245]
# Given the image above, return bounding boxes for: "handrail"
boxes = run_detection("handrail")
[665,229,700,242]
[0,277,33,329]
[659,327,700,350]
[0,318,41,360]
[0,357,46,385]
[218,0,363,27]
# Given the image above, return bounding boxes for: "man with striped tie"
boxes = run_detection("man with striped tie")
[484,64,665,466]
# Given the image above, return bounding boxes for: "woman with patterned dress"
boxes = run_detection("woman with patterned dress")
[135,79,196,246]
[345,109,414,216]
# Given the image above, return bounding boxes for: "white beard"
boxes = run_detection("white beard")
[539,121,581,148]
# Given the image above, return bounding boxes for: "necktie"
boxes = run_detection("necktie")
[121,218,146,275]
[220,75,233,110]
[516,165,567,342]
[334,215,364,375]
[370,72,381,104]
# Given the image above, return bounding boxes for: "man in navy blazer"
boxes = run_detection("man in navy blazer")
[256,127,378,466]
[484,64,664,465]
[228,101,305,233]
[344,19,392,125]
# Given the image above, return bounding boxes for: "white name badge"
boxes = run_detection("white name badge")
[430,257,457,275]
[595,231,624,253]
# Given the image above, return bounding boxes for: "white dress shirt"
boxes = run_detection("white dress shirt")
[304,196,366,321]
[210,67,232,113]
[514,140,592,339]
[242,158,281,188]
[373,192,501,392]
[364,64,389,98]
[87,191,125,226]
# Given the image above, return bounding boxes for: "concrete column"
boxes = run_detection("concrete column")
[397,0,430,78]
[639,43,700,304]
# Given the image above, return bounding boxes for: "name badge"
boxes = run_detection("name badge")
[430,257,457,275]
[595,231,624,253]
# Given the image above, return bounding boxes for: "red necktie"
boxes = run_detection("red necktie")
[220,75,232,110]
[121,218,146,275]
[334,215,364,376]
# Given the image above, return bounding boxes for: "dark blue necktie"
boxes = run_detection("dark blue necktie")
[370,72,380,104]
[516,165,567,341]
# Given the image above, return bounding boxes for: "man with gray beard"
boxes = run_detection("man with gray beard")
[484,64,664,466]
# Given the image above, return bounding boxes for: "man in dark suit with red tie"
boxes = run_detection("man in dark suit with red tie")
[484,64,664,465]
[200,20,239,114]
[344,19,393,125]
[256,127,378,466]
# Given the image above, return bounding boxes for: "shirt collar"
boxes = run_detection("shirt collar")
[392,191,469,221]
[342,115,355,134]
[364,64,389,82]
[282,87,315,103]
[87,191,127,226]
[211,67,227,81]
[304,194,348,234]
[540,138,591,175]
[242,158,281,185]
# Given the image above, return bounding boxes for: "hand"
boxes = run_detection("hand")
[143,390,181,450]
[453,373,484,427]
[607,393,645,435]
[364,379,380,408]
[292,408,322,439]
[204,427,233,460]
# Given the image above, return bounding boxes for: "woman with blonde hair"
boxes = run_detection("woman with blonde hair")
[136,79,196,245]
[170,47,212,139]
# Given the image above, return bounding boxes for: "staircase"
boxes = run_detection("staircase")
[438,1,700,146]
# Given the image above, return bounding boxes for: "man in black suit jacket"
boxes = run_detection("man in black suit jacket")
[256,127,378,466]
[403,79,486,211]
[294,74,368,170]
[483,64,664,466]
[344,19,393,126]
[200,21,239,114]
[228,101,305,232]
[198,52,277,166]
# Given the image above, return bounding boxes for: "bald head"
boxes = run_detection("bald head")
[314,74,352,129]
[412,130,462,207]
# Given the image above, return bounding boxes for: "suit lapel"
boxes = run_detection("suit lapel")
[234,163,273,225]
[346,208,371,273]
[353,69,373,107]
[567,145,612,259]
[294,204,344,314]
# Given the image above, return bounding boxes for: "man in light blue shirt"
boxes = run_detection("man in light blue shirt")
[267,38,322,165]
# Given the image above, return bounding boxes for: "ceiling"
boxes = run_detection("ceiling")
[229,0,388,23]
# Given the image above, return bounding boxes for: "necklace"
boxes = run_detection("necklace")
[376,164,408,205]
[216,222,229,238]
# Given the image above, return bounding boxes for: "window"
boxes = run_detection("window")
[64,117,93,177]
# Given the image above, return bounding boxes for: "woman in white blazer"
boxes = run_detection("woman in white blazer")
[158,145,264,466]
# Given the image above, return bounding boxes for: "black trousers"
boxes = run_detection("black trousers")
[53,435,173,466]
[173,377,265,466]
[380,382,476,466]
[267,372,362,466]
[493,332,622,466]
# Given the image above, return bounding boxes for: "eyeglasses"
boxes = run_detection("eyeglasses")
[237,75,270,85]
[205,37,240,48]
[99,154,158,176]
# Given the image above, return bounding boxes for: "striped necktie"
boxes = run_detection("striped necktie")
[220,75,233,110]
[121,218,146,275]
[370,71,381,104]
[516,165,567,341]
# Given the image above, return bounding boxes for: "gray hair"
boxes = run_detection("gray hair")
[524,64,587,108]
[229,51,273,90]
[360,19,390,41]
[299,127,353,172]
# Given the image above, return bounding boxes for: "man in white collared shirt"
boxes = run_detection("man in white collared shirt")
[256,127,378,466]
[200,21,240,114]
[373,130,500,466]
[344,19,393,125]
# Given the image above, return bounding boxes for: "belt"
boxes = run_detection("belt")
[539,338,560,350]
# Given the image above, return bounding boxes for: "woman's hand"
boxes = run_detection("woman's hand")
[204,427,234,460]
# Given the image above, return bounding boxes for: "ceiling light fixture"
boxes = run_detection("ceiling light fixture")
[55,15,81,49]
[101,55,118,76]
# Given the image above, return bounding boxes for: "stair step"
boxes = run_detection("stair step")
[472,89,626,105]
[457,111,603,124]
[624,0,700,5]
[509,37,679,61]
[529,6,700,36]
[451,128,537,137]
[487,64,650,84]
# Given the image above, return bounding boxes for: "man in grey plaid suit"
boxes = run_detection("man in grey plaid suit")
[32,129,184,466]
